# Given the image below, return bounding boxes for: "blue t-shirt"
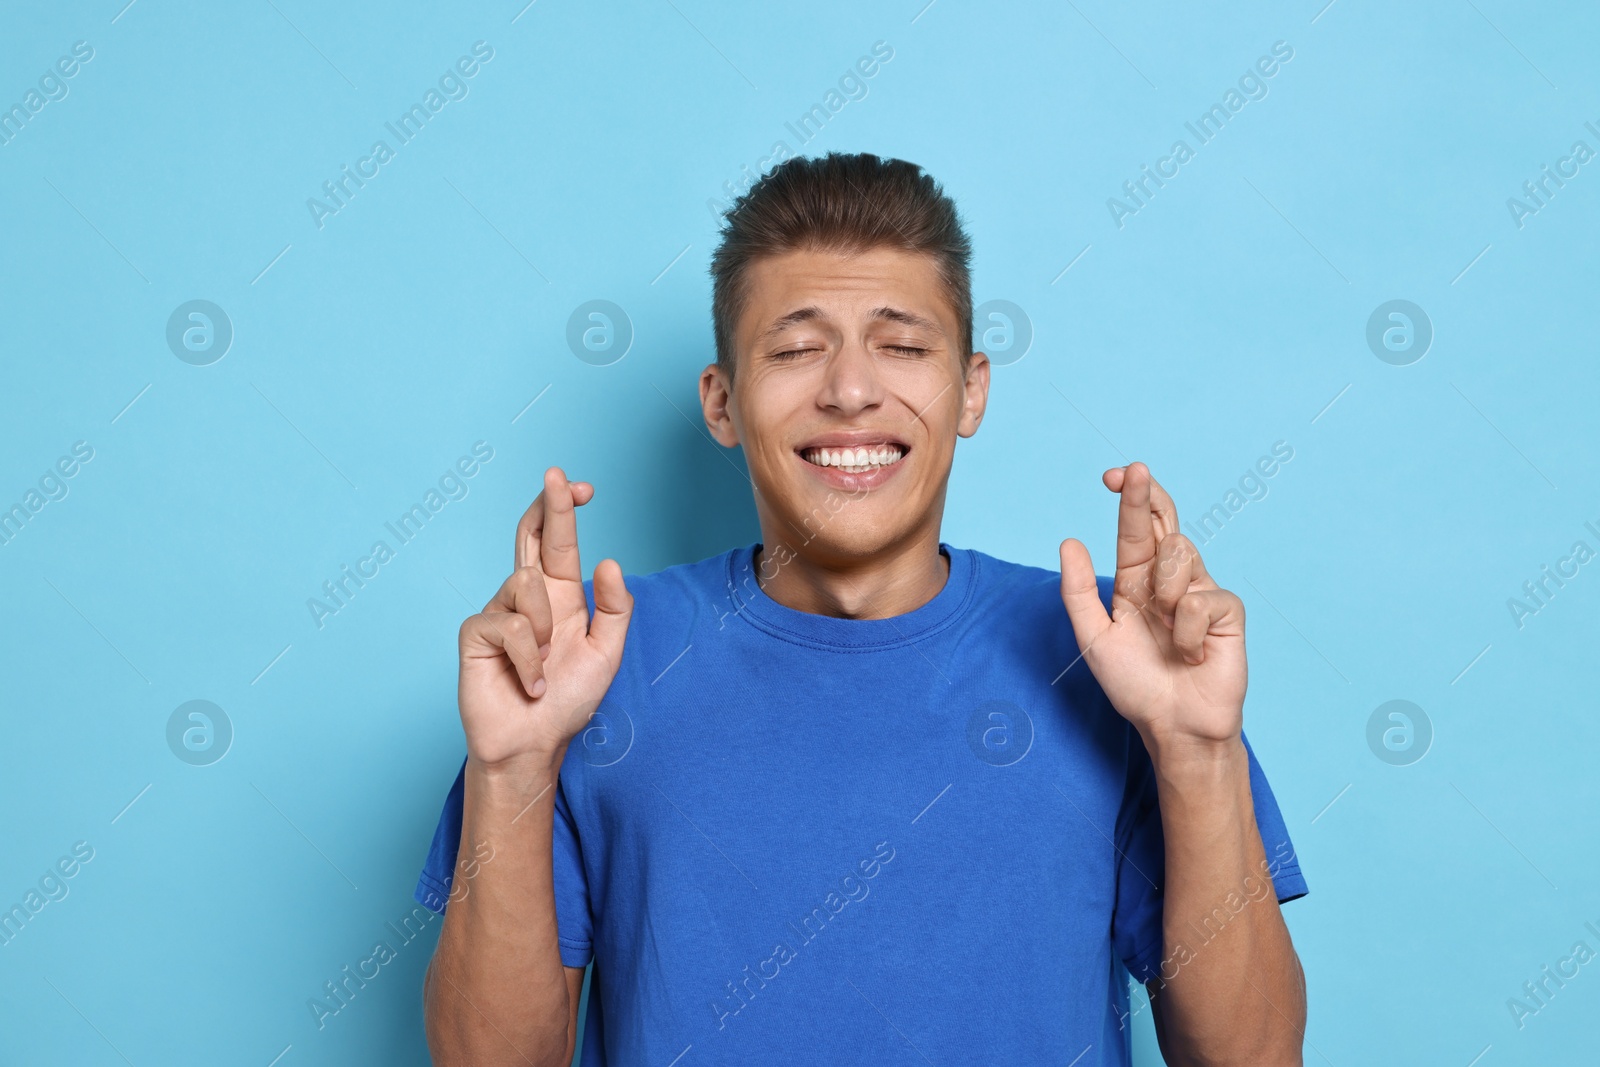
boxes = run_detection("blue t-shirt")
[416,542,1307,1065]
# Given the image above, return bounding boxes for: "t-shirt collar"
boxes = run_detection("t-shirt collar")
[723,541,975,650]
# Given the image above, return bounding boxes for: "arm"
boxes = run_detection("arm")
[423,467,633,1067]
[1141,735,1305,1065]
[1059,462,1305,1066]
[423,754,588,1066]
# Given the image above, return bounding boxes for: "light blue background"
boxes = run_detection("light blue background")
[2,1,1597,1064]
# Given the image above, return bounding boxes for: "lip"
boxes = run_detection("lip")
[798,457,906,491]
[796,430,911,452]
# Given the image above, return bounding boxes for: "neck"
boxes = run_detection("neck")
[752,531,949,620]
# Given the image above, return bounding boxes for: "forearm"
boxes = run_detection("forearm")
[1144,733,1304,1066]
[425,752,575,1067]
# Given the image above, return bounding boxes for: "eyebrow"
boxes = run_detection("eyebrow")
[758,305,942,339]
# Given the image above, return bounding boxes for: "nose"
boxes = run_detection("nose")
[817,339,884,416]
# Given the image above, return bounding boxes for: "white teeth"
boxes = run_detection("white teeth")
[802,445,904,472]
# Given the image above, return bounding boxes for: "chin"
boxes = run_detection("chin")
[779,511,915,562]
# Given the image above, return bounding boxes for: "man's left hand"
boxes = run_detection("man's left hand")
[1059,461,1247,751]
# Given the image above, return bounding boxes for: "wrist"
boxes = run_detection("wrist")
[1138,726,1247,780]
[467,747,565,793]
[1140,730,1255,839]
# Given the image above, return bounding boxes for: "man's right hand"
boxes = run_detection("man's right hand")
[457,466,634,769]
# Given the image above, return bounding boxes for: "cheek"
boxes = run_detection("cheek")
[737,386,805,462]
[737,426,793,489]
[892,357,959,405]
[746,412,787,458]
[898,384,961,446]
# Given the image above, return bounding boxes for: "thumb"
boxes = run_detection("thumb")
[1059,538,1110,654]
[587,558,634,664]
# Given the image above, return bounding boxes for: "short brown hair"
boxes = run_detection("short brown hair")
[709,151,973,381]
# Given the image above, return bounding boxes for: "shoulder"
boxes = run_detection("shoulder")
[946,545,1115,680]
[960,545,1114,617]
[581,544,742,646]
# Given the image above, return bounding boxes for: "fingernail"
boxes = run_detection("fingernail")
[539,643,551,660]
[531,678,547,698]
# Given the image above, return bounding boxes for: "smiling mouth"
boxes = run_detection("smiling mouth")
[799,444,907,474]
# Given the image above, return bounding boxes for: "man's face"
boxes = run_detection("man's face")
[701,245,990,562]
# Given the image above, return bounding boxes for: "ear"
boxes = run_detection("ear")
[700,362,741,447]
[956,350,991,438]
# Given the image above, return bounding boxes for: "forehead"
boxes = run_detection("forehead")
[737,246,956,340]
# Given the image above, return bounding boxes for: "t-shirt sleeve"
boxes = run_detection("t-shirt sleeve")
[550,774,595,967]
[1112,728,1309,986]
[413,755,598,969]
[414,757,468,914]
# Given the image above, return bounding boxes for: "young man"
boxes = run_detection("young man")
[416,152,1308,1066]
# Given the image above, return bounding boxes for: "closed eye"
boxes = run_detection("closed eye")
[771,345,928,360]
